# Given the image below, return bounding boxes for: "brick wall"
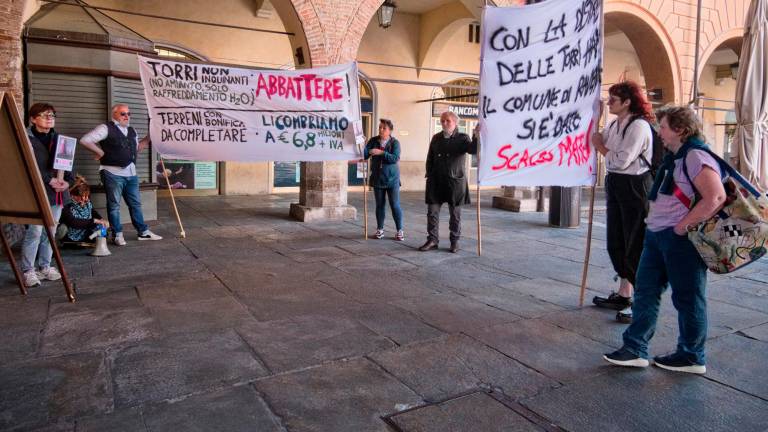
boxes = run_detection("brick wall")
[0,0,24,111]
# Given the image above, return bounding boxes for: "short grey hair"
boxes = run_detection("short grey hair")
[440,111,459,123]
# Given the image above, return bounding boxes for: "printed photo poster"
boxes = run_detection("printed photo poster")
[478,0,603,186]
[138,55,365,162]
[53,135,77,171]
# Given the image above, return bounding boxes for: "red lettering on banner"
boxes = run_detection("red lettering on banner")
[492,144,554,171]
[253,73,346,102]
[557,119,593,167]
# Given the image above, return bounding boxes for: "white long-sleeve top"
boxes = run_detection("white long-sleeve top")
[601,116,653,175]
[80,120,139,177]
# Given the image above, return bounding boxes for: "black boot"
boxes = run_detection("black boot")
[449,241,459,253]
[419,239,438,251]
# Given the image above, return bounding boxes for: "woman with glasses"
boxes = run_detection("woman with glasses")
[21,103,72,287]
[363,118,404,241]
[590,81,655,323]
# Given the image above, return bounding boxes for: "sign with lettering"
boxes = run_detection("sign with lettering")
[138,56,365,161]
[477,0,603,186]
[53,135,77,171]
[432,102,479,119]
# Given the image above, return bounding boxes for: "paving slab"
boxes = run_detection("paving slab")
[391,292,521,334]
[49,287,141,316]
[40,308,157,356]
[707,277,768,314]
[142,385,283,432]
[256,358,422,432]
[388,392,541,432]
[371,334,557,402]
[705,333,768,400]
[148,295,255,334]
[110,329,268,408]
[467,319,614,383]
[405,262,528,295]
[136,277,230,307]
[328,255,418,273]
[0,352,111,431]
[75,407,146,432]
[317,270,440,303]
[237,314,394,373]
[461,284,566,318]
[522,368,768,432]
[0,323,41,364]
[233,280,360,322]
[500,278,607,309]
[742,322,768,341]
[348,304,445,345]
[0,295,49,326]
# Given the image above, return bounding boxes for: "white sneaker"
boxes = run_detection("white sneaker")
[113,233,127,246]
[138,230,163,241]
[24,270,41,287]
[37,266,62,281]
[373,229,384,239]
[395,230,405,241]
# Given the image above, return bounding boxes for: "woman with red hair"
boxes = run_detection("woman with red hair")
[591,81,655,323]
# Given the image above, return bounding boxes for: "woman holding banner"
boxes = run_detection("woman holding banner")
[603,105,725,374]
[590,81,655,323]
[21,103,72,287]
[364,119,404,241]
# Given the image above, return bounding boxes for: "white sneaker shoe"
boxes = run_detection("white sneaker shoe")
[113,233,127,246]
[37,266,62,281]
[24,270,41,287]
[373,229,384,239]
[138,230,163,241]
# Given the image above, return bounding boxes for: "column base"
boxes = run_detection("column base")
[289,203,357,222]
[491,196,547,212]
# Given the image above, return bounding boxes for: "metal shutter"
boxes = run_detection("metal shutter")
[28,72,107,184]
[109,76,154,183]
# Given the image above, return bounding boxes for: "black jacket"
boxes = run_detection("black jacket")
[424,130,477,205]
[27,127,73,206]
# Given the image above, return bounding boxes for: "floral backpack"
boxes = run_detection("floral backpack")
[680,149,768,274]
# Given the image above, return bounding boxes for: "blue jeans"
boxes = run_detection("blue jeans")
[20,205,62,272]
[373,185,403,231]
[622,228,708,364]
[100,170,148,235]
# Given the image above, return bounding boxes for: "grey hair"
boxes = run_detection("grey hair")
[440,111,459,123]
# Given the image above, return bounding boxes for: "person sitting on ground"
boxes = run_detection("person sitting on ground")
[60,175,109,248]
[364,118,404,241]
[603,105,726,375]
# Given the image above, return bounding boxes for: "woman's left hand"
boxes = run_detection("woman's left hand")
[370,148,384,156]
[673,224,687,236]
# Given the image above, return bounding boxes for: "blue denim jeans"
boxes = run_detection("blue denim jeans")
[100,170,148,235]
[20,205,62,272]
[373,185,403,231]
[622,228,708,364]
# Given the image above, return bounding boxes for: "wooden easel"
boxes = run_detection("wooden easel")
[0,92,75,302]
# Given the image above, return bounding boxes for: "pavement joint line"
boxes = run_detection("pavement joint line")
[699,373,768,403]
[362,354,426,404]
[735,329,764,341]
[492,391,569,432]
[232,327,273,375]
[247,382,289,432]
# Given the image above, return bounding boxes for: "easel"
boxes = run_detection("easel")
[0,92,75,302]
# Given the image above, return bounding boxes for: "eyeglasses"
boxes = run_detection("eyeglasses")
[37,113,56,119]
[119,112,131,117]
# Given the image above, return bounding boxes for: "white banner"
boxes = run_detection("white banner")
[478,0,603,186]
[138,56,365,161]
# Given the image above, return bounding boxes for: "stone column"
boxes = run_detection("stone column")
[491,186,546,212]
[290,161,356,222]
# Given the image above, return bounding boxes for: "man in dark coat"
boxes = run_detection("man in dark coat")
[419,111,478,253]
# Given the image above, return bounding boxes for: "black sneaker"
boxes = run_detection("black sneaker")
[603,347,649,367]
[653,352,706,374]
[593,292,632,310]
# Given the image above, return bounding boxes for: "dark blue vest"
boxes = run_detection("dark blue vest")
[99,122,137,168]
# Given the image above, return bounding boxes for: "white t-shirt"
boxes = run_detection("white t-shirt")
[80,121,139,177]
[601,116,653,175]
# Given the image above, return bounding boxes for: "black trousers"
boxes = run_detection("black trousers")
[427,203,461,243]
[605,172,653,285]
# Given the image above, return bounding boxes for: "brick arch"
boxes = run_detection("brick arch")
[697,29,745,83]
[605,1,682,104]
[0,1,26,109]
[289,0,382,66]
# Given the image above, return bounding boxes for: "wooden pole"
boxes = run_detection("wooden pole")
[578,184,596,307]
[363,160,369,240]
[476,184,482,256]
[46,224,75,302]
[159,158,186,238]
[0,227,26,296]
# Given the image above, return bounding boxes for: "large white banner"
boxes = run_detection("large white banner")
[478,0,603,186]
[138,56,364,161]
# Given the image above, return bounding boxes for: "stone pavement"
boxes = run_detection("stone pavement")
[1,190,767,432]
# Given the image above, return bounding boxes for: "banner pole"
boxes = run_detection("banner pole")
[363,160,369,240]
[476,183,482,256]
[159,157,186,238]
[579,184,596,307]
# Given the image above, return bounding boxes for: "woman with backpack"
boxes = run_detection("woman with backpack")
[590,81,656,323]
[602,105,726,374]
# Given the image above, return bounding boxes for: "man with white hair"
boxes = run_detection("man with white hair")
[80,104,162,245]
[419,111,478,253]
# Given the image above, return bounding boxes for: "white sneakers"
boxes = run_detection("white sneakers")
[137,230,163,241]
[112,230,163,245]
[113,232,127,246]
[23,266,62,287]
